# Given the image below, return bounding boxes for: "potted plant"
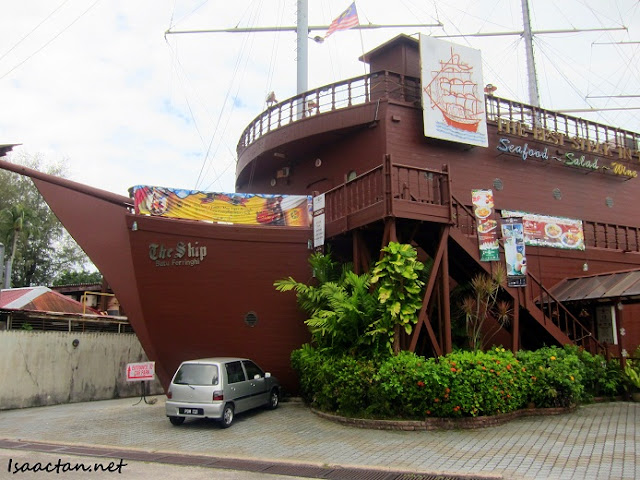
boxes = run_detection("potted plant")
[623,360,640,402]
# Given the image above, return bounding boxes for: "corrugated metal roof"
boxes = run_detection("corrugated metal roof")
[549,268,640,303]
[0,287,100,314]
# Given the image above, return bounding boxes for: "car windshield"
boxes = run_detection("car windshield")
[173,364,219,386]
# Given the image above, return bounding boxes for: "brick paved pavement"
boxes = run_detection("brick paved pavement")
[0,397,637,479]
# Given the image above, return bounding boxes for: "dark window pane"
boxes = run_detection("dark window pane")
[173,364,219,386]
[243,360,264,379]
[225,361,246,384]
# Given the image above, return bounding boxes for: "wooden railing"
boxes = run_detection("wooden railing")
[583,221,640,252]
[237,71,421,153]
[237,71,640,157]
[485,96,640,153]
[449,194,602,353]
[526,271,603,354]
[324,164,386,224]
[323,158,450,228]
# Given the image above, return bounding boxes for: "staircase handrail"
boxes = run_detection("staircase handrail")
[450,194,603,354]
[526,270,604,353]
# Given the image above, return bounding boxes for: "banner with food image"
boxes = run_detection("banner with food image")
[472,189,499,261]
[501,210,584,250]
[501,217,527,287]
[131,186,312,227]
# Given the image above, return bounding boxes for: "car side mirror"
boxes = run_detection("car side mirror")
[265,372,271,378]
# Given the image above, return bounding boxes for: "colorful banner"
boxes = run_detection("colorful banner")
[501,217,527,288]
[501,210,585,250]
[472,189,499,261]
[132,186,312,227]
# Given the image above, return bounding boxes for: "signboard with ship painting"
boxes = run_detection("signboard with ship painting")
[502,210,585,250]
[472,189,499,261]
[420,34,488,148]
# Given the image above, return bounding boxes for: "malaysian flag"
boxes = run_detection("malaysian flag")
[324,2,359,39]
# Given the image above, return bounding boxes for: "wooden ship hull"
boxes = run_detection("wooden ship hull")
[2,35,640,392]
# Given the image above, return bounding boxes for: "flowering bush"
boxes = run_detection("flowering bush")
[291,345,614,418]
[516,346,585,408]
[415,349,529,418]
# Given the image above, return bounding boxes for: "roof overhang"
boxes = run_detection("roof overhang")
[548,268,640,304]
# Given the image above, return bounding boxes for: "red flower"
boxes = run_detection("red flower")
[426,410,431,415]
[506,364,512,370]
[434,398,440,403]
[451,367,457,372]
[417,381,425,387]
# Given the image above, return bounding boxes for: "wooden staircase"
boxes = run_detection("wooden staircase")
[322,156,603,356]
[413,194,603,355]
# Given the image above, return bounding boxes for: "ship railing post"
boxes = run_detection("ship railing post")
[383,154,393,217]
[365,74,370,103]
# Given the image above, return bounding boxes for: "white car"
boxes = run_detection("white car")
[165,357,280,428]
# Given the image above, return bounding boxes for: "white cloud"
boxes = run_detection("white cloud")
[2,0,639,196]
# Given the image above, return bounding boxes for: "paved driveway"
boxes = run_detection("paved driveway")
[0,397,637,479]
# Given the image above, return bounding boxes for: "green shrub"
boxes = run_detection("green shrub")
[564,345,624,398]
[517,346,584,408]
[422,349,529,418]
[292,345,606,419]
[291,346,378,415]
[369,351,433,418]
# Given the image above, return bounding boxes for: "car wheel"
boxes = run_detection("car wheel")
[220,404,234,428]
[267,388,280,410]
[169,416,185,426]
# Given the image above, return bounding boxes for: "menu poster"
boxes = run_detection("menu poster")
[502,210,584,250]
[501,217,527,288]
[472,189,499,261]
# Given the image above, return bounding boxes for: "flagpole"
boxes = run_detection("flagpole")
[358,29,367,78]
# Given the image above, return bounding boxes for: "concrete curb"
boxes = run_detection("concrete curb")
[311,405,577,431]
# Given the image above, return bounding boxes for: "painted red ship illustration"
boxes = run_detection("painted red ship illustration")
[424,48,485,132]
[2,30,640,394]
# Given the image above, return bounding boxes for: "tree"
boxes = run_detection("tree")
[0,204,34,288]
[0,152,97,287]
[52,270,103,286]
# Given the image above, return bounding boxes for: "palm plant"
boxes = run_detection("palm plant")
[275,251,380,355]
[460,266,512,352]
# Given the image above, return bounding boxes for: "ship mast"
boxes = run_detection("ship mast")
[521,0,540,108]
[296,0,309,94]
[165,0,626,108]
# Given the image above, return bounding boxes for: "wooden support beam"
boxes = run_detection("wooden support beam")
[409,226,449,356]
[353,230,362,275]
[379,218,397,260]
[442,236,452,354]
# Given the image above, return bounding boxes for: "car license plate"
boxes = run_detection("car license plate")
[179,408,203,415]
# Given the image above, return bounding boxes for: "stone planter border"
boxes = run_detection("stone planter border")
[311,405,576,431]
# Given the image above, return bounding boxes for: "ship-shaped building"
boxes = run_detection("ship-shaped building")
[2,34,639,393]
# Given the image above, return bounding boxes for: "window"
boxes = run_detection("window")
[242,360,264,380]
[225,361,246,384]
[173,364,219,386]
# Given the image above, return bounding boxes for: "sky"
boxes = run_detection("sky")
[2,0,639,196]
